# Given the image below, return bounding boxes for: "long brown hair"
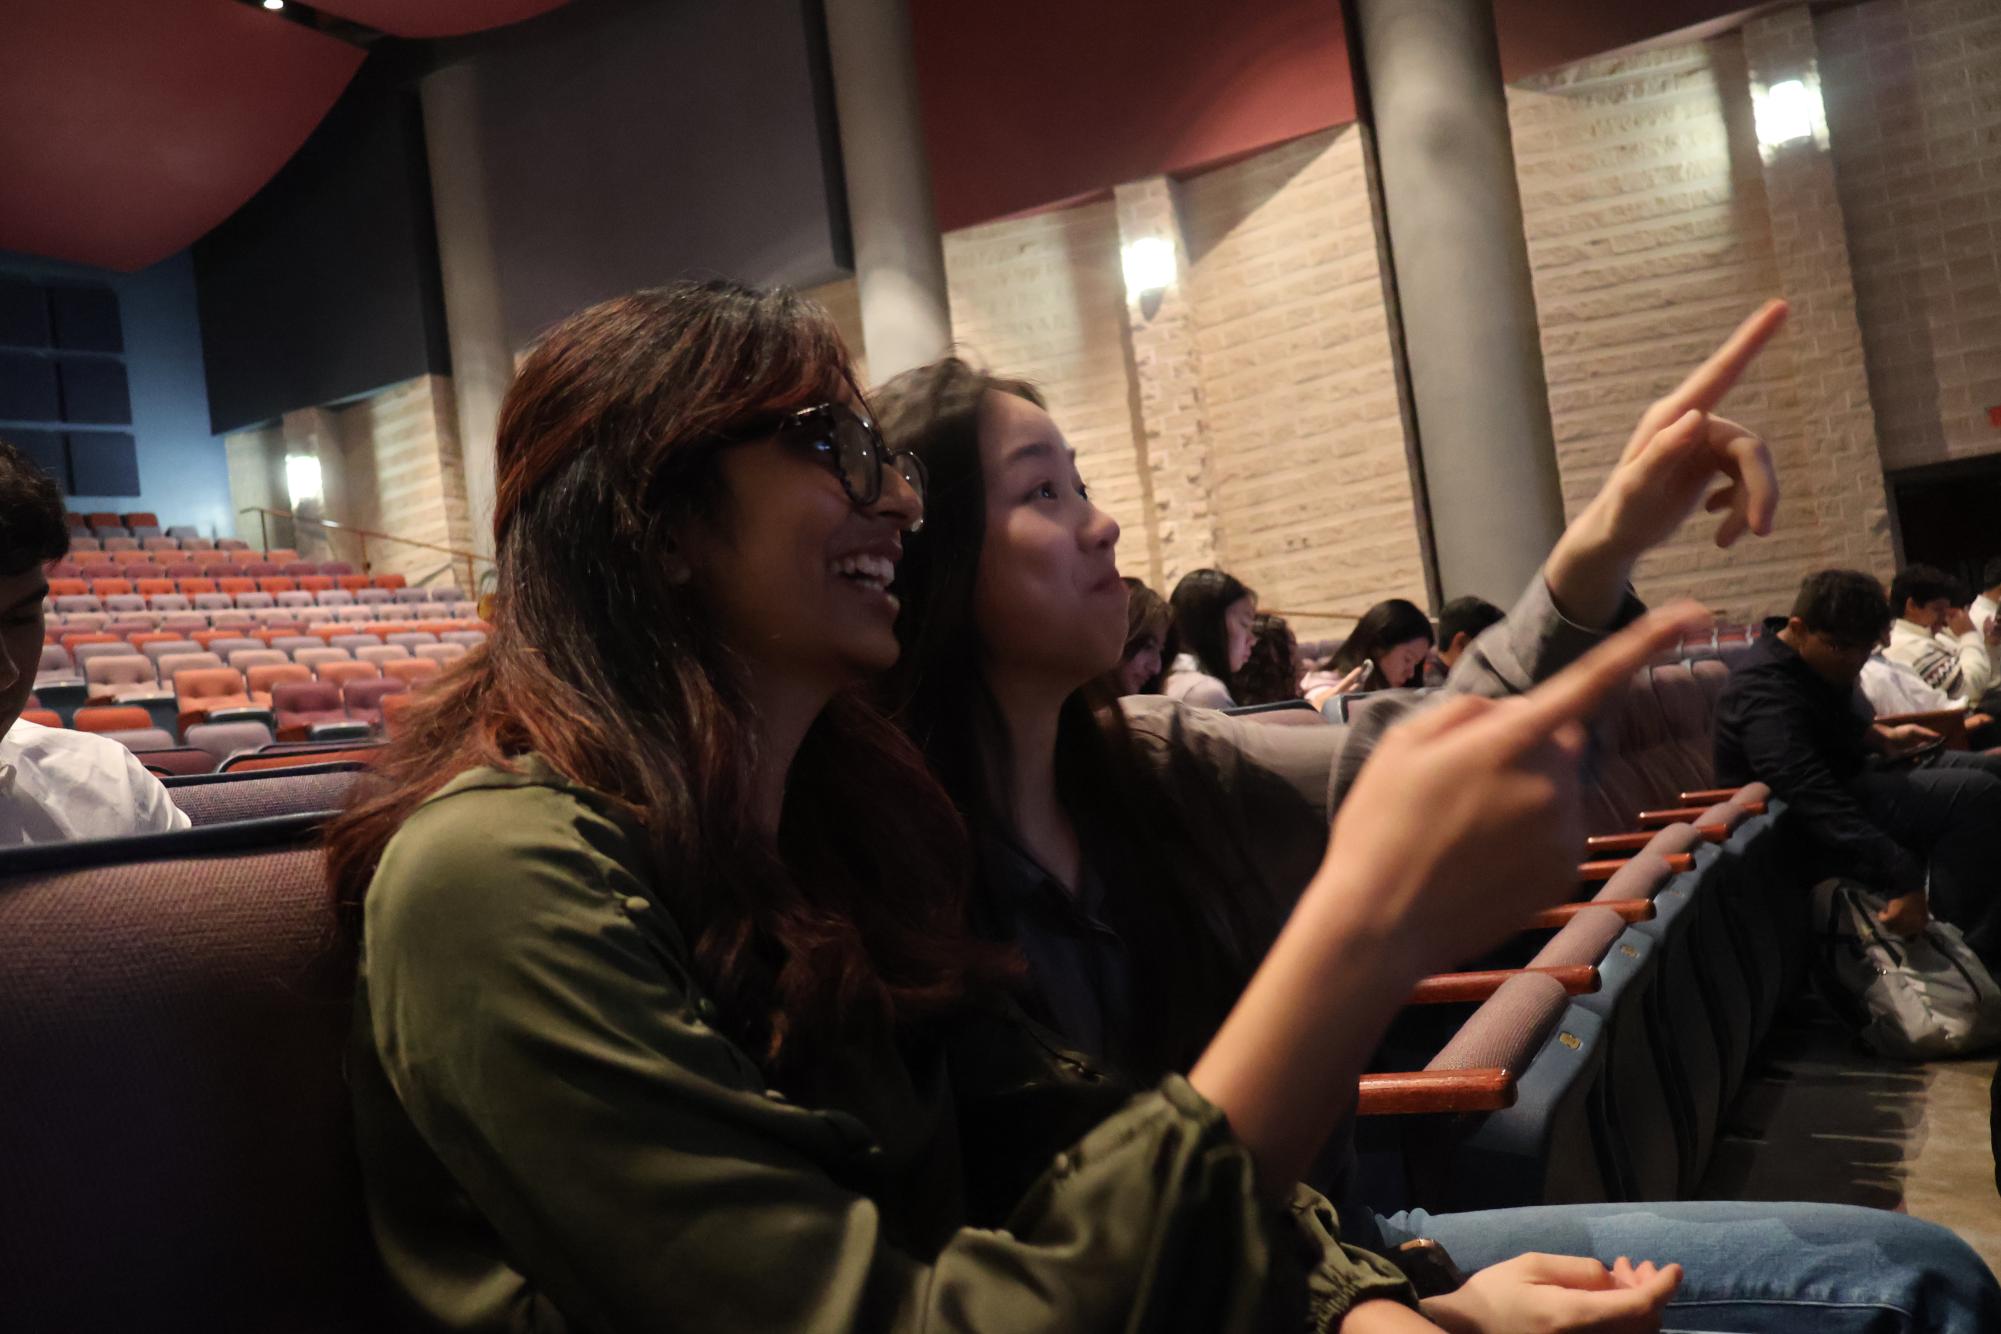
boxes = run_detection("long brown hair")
[327,282,998,1088]
[872,358,1274,1081]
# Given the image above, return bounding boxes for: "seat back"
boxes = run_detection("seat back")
[320,660,380,692]
[74,705,154,733]
[184,720,276,761]
[249,663,315,696]
[83,655,157,691]
[0,832,384,1329]
[164,765,364,826]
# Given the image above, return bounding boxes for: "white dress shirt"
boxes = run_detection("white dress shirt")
[0,719,190,847]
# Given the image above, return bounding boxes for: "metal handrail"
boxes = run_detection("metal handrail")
[237,505,490,592]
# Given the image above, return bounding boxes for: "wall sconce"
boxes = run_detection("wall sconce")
[1121,236,1177,303]
[285,453,324,508]
[1752,74,1827,161]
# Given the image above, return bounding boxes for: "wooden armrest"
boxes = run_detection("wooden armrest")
[1407,964,1598,1006]
[1527,898,1654,929]
[1356,1068,1515,1116]
[1876,708,1971,751]
[1641,802,1763,826]
[1586,824,1728,854]
[1678,787,1742,804]
[1579,852,1694,881]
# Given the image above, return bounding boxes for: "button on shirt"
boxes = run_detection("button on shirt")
[0,719,189,846]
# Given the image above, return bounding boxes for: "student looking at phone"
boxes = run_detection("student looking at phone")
[1715,569,2001,956]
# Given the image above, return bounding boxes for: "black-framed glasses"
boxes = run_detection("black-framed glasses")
[773,403,927,532]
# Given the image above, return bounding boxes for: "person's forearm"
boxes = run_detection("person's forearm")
[1539,497,1629,630]
[1189,872,1422,1195]
[1347,1298,1446,1332]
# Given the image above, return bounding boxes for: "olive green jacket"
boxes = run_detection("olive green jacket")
[350,758,1417,1332]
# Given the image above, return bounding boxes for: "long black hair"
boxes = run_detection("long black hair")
[1168,568,1255,680]
[873,357,1272,1080]
[1330,597,1435,689]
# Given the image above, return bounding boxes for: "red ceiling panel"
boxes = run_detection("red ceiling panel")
[310,0,573,40]
[912,0,1764,231]
[0,0,364,272]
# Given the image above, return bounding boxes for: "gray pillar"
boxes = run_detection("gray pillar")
[1349,0,1566,605]
[421,61,508,573]
[823,0,952,380]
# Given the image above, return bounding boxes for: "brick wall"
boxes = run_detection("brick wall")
[1509,33,1891,620]
[1817,0,2001,473]
[940,201,1161,586]
[223,375,476,592]
[1180,127,1427,626]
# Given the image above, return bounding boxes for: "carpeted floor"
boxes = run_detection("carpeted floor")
[1697,993,2001,1274]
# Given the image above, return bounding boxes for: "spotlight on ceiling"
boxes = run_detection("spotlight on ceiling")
[262,0,286,10]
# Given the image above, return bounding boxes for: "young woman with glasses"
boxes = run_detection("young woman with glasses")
[327,280,1734,1332]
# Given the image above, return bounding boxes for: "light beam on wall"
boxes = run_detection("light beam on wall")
[1121,236,1177,302]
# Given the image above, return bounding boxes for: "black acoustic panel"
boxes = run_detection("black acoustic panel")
[65,431,140,496]
[0,351,60,421]
[48,286,123,353]
[3,429,69,491]
[0,281,50,348]
[56,358,131,425]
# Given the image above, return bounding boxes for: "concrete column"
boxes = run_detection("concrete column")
[421,62,507,575]
[823,0,952,380]
[1739,9,1895,574]
[1113,177,1216,588]
[1347,0,1567,605]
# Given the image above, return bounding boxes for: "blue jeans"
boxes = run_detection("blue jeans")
[1376,1201,2001,1332]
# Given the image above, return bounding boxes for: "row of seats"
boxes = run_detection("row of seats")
[51,575,420,597]
[1230,660,1793,1212]
[52,593,467,619]
[60,538,319,556]
[54,549,338,568]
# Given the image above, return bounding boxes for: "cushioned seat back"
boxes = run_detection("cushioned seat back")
[0,839,383,1329]
[1648,663,1718,793]
[165,766,363,826]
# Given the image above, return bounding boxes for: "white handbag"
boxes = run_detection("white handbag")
[1812,878,2001,1060]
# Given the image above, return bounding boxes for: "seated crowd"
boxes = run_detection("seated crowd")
[5,282,2000,1332]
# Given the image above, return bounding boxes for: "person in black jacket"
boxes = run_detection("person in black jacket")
[1714,569,2001,960]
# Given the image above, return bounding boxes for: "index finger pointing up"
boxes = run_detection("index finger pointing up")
[1661,299,1789,419]
[1489,602,1714,750]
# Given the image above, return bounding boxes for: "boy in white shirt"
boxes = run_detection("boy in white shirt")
[0,439,188,846]
[1883,564,1997,706]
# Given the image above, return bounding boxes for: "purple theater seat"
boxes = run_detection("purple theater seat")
[0,838,386,1327]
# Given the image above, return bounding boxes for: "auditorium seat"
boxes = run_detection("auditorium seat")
[35,645,78,688]
[275,591,316,610]
[297,576,335,593]
[74,705,155,735]
[216,577,255,598]
[266,549,300,564]
[164,524,199,539]
[329,633,383,655]
[190,592,230,612]
[373,573,407,591]
[163,764,362,826]
[441,629,487,649]
[184,720,276,763]
[271,681,349,741]
[355,645,410,671]
[89,579,133,599]
[319,661,380,695]
[234,592,276,610]
[268,635,324,658]
[295,648,352,677]
[133,577,174,599]
[18,708,62,729]
[98,726,177,753]
[383,658,441,689]
[258,577,296,594]
[138,639,201,669]
[149,593,191,613]
[176,668,257,732]
[319,561,355,576]
[282,563,319,579]
[227,649,289,675]
[414,643,466,665]
[385,631,438,651]
[354,587,394,605]
[343,676,408,727]
[336,575,373,593]
[333,606,376,623]
[139,747,219,777]
[100,537,139,553]
[72,641,136,678]
[83,657,167,706]
[141,537,179,553]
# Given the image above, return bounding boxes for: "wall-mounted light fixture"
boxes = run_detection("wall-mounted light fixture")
[285,453,323,508]
[1752,73,1827,161]
[1121,236,1177,303]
